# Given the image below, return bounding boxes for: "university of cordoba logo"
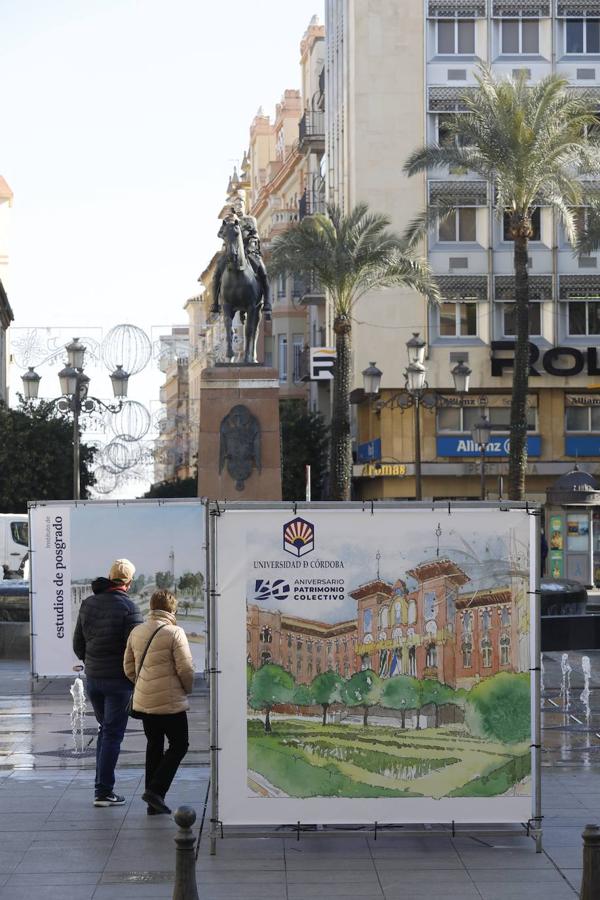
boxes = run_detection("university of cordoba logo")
[283,517,315,557]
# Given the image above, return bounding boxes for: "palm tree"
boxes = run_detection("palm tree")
[270,204,438,501]
[403,67,600,500]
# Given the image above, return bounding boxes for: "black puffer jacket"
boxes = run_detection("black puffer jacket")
[73,577,143,678]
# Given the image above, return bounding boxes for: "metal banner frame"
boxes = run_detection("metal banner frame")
[28,497,207,678]
[208,500,542,854]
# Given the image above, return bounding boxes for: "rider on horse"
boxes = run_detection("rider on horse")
[210,197,272,319]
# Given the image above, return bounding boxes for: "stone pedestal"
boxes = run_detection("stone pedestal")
[197,365,282,501]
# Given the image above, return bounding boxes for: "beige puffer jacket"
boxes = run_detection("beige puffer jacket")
[124,610,194,715]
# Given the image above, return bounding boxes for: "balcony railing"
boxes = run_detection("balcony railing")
[300,274,326,306]
[299,110,325,150]
[299,189,327,220]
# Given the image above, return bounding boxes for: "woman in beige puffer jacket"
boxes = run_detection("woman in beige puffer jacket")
[124,589,194,815]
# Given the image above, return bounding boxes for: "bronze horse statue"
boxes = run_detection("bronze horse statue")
[215,217,270,364]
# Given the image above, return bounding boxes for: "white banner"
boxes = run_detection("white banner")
[215,505,536,826]
[30,505,73,676]
[30,500,206,676]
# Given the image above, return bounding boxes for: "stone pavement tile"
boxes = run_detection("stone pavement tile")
[383,888,481,900]
[0,793,58,813]
[286,869,382,886]
[192,871,287,887]
[0,886,96,900]
[30,829,120,846]
[545,847,584,868]
[456,848,555,868]
[561,868,583,890]
[377,870,474,889]
[0,813,49,831]
[14,846,112,875]
[469,867,567,885]
[7,873,101,885]
[288,884,384,899]
[201,837,285,858]
[372,855,465,869]
[474,886,576,900]
[285,854,373,870]
[0,850,27,876]
[541,826,589,847]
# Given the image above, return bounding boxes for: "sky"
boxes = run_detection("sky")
[1,0,323,492]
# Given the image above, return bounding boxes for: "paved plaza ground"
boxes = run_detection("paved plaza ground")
[0,652,598,899]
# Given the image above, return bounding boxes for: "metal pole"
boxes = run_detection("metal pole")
[172,806,199,900]
[209,506,219,856]
[480,446,486,501]
[305,465,311,502]
[581,824,600,898]
[414,395,422,501]
[532,509,543,853]
[72,393,80,501]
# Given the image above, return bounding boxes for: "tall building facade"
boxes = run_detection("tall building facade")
[325,0,600,501]
[0,176,14,404]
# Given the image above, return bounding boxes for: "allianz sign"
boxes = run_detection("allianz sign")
[436,436,542,457]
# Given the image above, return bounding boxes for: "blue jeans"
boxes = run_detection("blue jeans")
[86,676,132,797]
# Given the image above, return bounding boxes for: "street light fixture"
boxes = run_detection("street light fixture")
[21,338,130,500]
[471,414,492,501]
[361,335,472,502]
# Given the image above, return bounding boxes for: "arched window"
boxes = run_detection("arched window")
[446,589,456,625]
[296,638,303,653]
[500,634,511,666]
[344,662,350,677]
[307,661,313,677]
[307,640,313,654]
[363,608,373,634]
[261,651,272,665]
[408,600,417,625]
[501,607,510,628]
[481,638,492,667]
[426,642,437,669]
[247,630,251,643]
[317,660,322,673]
[392,626,403,644]
[287,634,292,648]
[260,626,272,643]
[361,654,371,670]
[378,630,387,641]
[394,600,402,624]
[424,592,436,621]
[462,640,472,668]
[481,610,491,633]
[379,606,389,629]
[391,647,402,676]
[463,612,472,634]
[425,620,437,637]
[408,646,417,677]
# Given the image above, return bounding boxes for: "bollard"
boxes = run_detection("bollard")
[172,806,199,900]
[580,824,600,900]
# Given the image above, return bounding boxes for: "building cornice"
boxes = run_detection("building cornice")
[0,278,14,329]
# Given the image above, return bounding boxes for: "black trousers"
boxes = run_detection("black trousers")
[142,711,189,799]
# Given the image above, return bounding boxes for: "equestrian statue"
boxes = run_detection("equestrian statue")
[210,197,272,364]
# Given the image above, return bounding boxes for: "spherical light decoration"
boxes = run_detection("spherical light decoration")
[109,400,151,441]
[101,324,152,376]
[93,466,119,494]
[106,439,141,471]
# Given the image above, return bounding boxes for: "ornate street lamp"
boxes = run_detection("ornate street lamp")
[21,338,130,500]
[362,362,383,397]
[472,415,492,501]
[451,359,472,394]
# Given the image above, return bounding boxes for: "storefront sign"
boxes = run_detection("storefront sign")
[566,395,600,406]
[491,341,600,377]
[361,462,406,477]
[356,438,381,463]
[436,435,542,457]
[565,436,600,456]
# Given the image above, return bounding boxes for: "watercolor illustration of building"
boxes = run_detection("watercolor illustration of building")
[247,556,526,690]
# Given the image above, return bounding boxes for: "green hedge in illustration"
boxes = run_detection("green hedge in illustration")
[448,751,531,797]
[465,672,530,744]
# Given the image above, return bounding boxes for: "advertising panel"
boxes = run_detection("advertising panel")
[30,500,205,677]
[549,514,564,579]
[215,505,536,826]
[436,435,541,457]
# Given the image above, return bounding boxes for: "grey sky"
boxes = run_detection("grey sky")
[2,0,323,493]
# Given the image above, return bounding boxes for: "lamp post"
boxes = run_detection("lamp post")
[21,338,130,500]
[362,336,472,501]
[471,414,492,501]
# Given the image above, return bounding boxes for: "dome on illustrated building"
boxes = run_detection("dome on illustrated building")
[546,465,600,506]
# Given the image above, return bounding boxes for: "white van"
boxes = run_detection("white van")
[0,514,29,579]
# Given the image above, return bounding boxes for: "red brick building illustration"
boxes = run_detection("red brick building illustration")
[246,557,527,689]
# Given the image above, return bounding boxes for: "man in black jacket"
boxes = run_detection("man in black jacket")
[73,558,142,806]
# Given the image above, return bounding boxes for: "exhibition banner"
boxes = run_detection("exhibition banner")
[215,504,536,826]
[30,500,206,676]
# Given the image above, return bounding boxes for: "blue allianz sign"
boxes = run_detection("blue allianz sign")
[565,436,600,456]
[356,438,382,463]
[436,435,542,457]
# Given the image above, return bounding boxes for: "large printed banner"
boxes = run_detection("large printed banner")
[30,500,206,676]
[215,505,536,826]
